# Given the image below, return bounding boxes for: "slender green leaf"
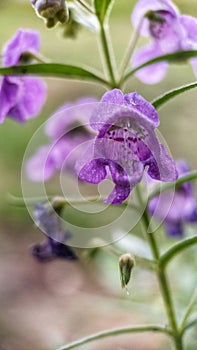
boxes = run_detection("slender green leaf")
[159,236,197,268]
[56,324,172,350]
[0,63,109,86]
[123,50,197,83]
[148,171,197,201]
[183,319,197,334]
[94,0,114,23]
[152,82,197,110]
[180,286,197,331]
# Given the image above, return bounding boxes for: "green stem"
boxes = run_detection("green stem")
[136,187,184,350]
[99,22,117,87]
[118,15,143,82]
[148,171,197,201]
[180,285,197,332]
[160,236,197,268]
[76,0,95,14]
[56,324,172,350]
[183,318,197,334]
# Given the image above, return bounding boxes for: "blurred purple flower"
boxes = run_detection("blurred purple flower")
[30,203,77,262]
[131,0,197,84]
[0,29,46,123]
[149,160,197,237]
[26,97,96,181]
[30,0,68,28]
[77,89,177,205]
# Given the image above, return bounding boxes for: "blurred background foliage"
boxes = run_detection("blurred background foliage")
[0,1,197,350]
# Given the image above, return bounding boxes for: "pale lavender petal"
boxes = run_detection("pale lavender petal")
[10,77,46,122]
[45,97,97,139]
[26,146,56,181]
[190,58,197,77]
[132,42,168,84]
[2,29,40,66]
[180,14,197,42]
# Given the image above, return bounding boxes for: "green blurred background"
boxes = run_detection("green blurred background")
[0,1,197,349]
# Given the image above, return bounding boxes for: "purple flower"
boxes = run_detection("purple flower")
[149,160,197,237]
[77,89,177,205]
[30,203,77,262]
[131,0,197,84]
[26,97,96,181]
[0,29,46,123]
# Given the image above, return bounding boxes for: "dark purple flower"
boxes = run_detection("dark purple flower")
[0,29,46,123]
[77,89,177,205]
[30,203,77,262]
[149,160,197,237]
[131,0,197,84]
[26,98,96,181]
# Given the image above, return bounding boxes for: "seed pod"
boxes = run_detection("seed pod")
[30,0,69,28]
[119,253,135,294]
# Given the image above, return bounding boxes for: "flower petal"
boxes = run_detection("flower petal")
[132,42,168,84]
[2,28,40,66]
[180,14,197,42]
[164,221,183,237]
[26,145,56,181]
[79,158,107,184]
[131,0,179,37]
[104,161,131,204]
[124,92,159,127]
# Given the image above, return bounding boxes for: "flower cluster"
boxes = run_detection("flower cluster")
[77,89,177,204]
[149,160,197,237]
[131,0,197,84]
[0,29,46,123]
[30,203,78,262]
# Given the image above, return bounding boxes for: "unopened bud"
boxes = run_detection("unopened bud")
[119,253,135,294]
[30,0,69,28]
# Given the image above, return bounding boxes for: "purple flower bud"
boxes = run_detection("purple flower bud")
[131,0,197,84]
[77,89,177,205]
[30,203,78,262]
[0,29,46,123]
[149,160,197,237]
[30,0,68,28]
